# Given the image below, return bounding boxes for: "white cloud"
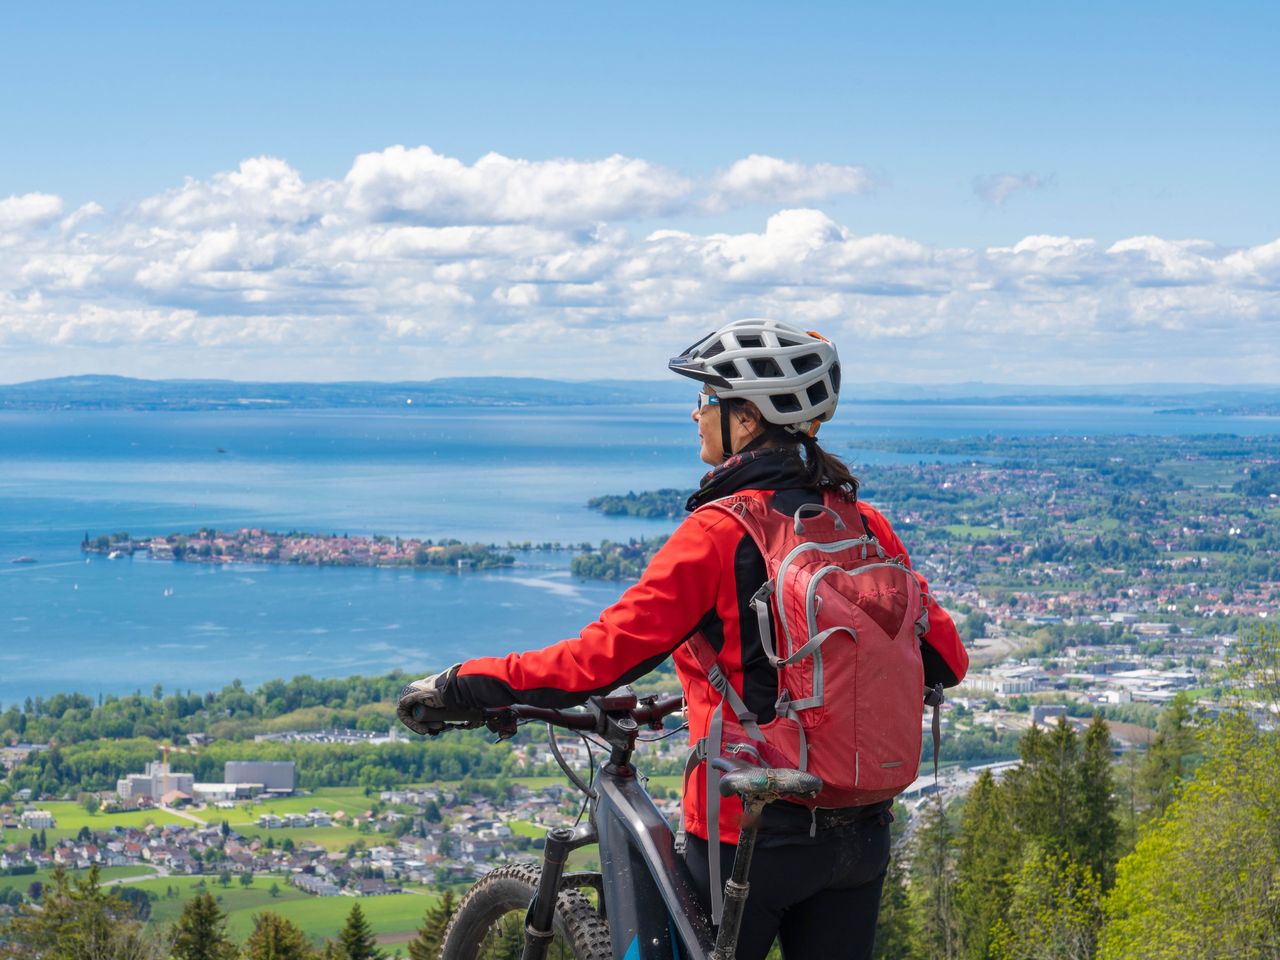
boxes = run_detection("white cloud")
[708,155,873,210]
[0,193,64,242]
[973,172,1050,206]
[344,146,693,225]
[0,147,1275,383]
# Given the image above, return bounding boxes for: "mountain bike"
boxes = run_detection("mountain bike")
[411,686,822,960]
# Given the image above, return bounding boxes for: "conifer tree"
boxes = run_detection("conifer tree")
[244,911,317,960]
[337,901,383,960]
[0,864,168,959]
[172,892,238,960]
[953,770,1021,960]
[1137,694,1198,819]
[1077,714,1120,887]
[408,889,457,960]
[873,857,919,960]
[908,797,960,959]
[1008,718,1081,848]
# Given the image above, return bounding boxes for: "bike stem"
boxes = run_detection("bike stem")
[710,798,766,960]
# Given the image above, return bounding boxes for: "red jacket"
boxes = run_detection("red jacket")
[447,479,968,843]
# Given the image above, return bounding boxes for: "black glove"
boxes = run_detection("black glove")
[397,664,461,735]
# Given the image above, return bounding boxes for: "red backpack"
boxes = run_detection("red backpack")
[683,490,937,922]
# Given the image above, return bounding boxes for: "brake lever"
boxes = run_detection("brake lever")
[485,709,519,740]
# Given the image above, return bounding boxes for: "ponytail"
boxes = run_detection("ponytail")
[797,431,859,498]
[723,399,859,498]
[751,420,858,497]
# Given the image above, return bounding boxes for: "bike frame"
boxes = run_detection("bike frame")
[525,755,718,960]
[430,689,781,960]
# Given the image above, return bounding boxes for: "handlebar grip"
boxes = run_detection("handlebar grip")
[410,704,486,724]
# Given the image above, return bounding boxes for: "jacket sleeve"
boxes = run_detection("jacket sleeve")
[859,503,969,687]
[445,513,724,709]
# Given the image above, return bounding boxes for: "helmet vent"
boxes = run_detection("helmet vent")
[806,381,829,405]
[778,337,803,347]
[830,361,841,394]
[701,341,726,359]
[774,393,803,414]
[735,335,765,349]
[714,361,740,380]
[749,358,784,378]
[792,352,823,374]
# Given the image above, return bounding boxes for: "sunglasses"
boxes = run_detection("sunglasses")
[697,393,722,411]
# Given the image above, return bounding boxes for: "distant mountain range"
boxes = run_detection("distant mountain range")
[1,374,1277,413]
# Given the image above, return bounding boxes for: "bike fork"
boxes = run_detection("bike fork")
[523,824,596,960]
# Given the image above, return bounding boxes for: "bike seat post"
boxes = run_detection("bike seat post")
[710,799,766,960]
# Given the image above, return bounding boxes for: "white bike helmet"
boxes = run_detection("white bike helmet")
[669,319,841,432]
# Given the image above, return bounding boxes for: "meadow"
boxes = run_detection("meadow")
[126,874,439,944]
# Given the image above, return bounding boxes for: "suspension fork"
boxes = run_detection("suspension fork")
[523,823,597,960]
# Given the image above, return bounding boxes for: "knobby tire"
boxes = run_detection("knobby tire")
[440,861,612,960]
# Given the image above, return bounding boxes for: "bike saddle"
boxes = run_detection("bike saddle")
[712,758,823,804]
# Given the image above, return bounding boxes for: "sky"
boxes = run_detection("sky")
[1,1,1277,385]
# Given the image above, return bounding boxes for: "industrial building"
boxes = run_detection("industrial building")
[116,761,194,802]
[224,760,296,794]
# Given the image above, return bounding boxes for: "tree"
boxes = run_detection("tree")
[0,865,169,959]
[873,858,918,960]
[244,911,317,960]
[908,798,960,959]
[79,792,100,815]
[172,892,238,960]
[990,845,1103,960]
[337,901,383,960]
[116,885,152,921]
[240,872,255,888]
[953,770,1021,960]
[1101,709,1280,959]
[1138,694,1199,819]
[1076,714,1120,887]
[407,889,457,960]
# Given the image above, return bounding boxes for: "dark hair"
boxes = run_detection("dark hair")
[792,430,859,497]
[726,398,858,497]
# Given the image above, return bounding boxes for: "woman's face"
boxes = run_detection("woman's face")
[691,391,762,465]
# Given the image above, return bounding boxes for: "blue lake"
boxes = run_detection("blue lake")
[1,402,1276,706]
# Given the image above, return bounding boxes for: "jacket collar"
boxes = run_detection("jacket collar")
[686,448,810,511]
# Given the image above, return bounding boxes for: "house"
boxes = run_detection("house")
[19,810,56,829]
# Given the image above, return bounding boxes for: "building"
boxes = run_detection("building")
[224,761,295,793]
[116,762,194,802]
[1030,705,1068,727]
[20,809,56,829]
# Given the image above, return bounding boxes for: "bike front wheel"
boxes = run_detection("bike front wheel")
[441,862,612,960]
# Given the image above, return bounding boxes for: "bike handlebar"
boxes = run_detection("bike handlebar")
[410,693,684,735]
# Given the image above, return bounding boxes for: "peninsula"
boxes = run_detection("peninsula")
[81,528,514,570]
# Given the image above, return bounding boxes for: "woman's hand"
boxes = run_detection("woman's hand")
[397,664,461,735]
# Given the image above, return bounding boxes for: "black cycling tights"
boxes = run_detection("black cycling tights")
[684,822,890,960]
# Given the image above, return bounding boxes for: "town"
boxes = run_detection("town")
[81,529,515,570]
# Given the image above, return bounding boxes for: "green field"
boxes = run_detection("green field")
[0,864,155,898]
[944,523,1019,540]
[4,802,196,846]
[127,874,438,944]
[218,787,391,852]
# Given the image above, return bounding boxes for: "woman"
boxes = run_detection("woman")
[398,319,968,960]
